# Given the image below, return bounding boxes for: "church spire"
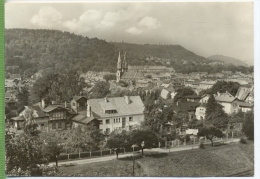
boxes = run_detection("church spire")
[117,52,122,70]
[123,52,128,72]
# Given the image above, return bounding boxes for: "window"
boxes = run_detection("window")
[106,119,110,124]
[58,121,62,129]
[129,117,133,122]
[119,118,120,123]
[73,102,76,106]
[52,122,56,129]
[99,120,103,125]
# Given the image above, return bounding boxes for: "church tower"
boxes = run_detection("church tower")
[116,52,122,82]
[123,52,128,72]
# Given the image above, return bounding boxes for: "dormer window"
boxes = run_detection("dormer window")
[105,110,117,114]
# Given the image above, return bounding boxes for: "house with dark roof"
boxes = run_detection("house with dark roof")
[237,101,253,112]
[87,96,145,134]
[172,101,201,121]
[214,92,239,114]
[10,100,72,132]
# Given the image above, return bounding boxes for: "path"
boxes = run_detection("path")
[51,138,239,167]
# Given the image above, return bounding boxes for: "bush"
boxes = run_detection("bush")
[199,143,205,149]
[240,137,247,144]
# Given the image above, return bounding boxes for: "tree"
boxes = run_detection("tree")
[129,129,158,155]
[16,87,29,109]
[106,130,130,149]
[205,94,228,130]
[40,131,64,167]
[242,111,254,140]
[173,87,196,102]
[5,124,48,176]
[90,81,110,98]
[197,126,225,146]
[103,74,116,81]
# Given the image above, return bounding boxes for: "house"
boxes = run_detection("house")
[160,88,177,99]
[235,86,254,103]
[136,80,150,88]
[199,81,216,90]
[186,95,201,102]
[195,103,207,120]
[214,92,239,114]
[10,100,72,132]
[200,94,211,104]
[87,96,145,134]
[70,96,88,113]
[172,101,201,121]
[237,101,253,112]
[5,79,15,91]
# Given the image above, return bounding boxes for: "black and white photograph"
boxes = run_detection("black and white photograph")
[4,1,254,177]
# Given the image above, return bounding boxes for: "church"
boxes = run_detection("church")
[116,52,144,82]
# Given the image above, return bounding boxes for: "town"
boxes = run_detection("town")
[5,50,254,177]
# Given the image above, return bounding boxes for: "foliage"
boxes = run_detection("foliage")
[200,81,240,96]
[205,94,228,130]
[179,134,191,143]
[90,81,110,99]
[197,126,224,146]
[187,119,203,129]
[240,137,247,144]
[16,87,29,109]
[103,74,116,81]
[118,80,128,87]
[129,129,158,149]
[106,130,130,149]
[173,87,196,102]
[242,111,254,140]
[5,125,48,176]
[29,70,86,104]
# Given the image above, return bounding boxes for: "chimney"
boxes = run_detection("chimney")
[104,97,108,103]
[176,101,179,106]
[64,101,67,108]
[41,99,45,109]
[52,101,55,105]
[87,104,91,117]
[124,96,130,104]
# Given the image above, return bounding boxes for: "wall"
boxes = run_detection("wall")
[99,114,144,133]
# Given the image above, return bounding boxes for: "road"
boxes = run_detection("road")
[51,138,239,167]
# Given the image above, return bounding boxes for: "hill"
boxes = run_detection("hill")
[208,55,247,66]
[5,29,253,77]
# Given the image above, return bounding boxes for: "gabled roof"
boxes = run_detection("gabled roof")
[42,105,67,113]
[72,96,88,101]
[200,81,216,85]
[214,92,236,103]
[235,87,251,101]
[238,101,254,108]
[71,114,95,125]
[88,96,144,118]
[172,102,200,113]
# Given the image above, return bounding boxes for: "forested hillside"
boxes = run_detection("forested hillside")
[208,55,247,66]
[5,29,253,77]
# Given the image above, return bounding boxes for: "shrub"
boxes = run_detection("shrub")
[199,143,205,149]
[240,137,247,144]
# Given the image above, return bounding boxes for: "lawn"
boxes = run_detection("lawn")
[57,141,254,177]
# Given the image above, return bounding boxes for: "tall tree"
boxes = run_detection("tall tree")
[242,110,254,140]
[90,81,110,99]
[173,87,196,102]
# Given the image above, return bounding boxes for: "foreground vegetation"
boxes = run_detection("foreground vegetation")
[58,141,254,177]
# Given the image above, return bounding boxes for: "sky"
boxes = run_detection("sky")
[5,1,254,64]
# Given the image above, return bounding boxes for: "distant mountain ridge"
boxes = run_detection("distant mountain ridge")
[207,55,248,67]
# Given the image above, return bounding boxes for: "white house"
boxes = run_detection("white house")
[214,92,239,114]
[87,96,145,134]
[195,103,207,120]
[200,94,211,104]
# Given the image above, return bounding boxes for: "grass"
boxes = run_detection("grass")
[57,141,254,177]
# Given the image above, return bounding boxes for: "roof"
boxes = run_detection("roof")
[88,96,144,118]
[11,116,25,121]
[186,95,201,99]
[214,92,236,103]
[200,81,216,85]
[198,103,207,108]
[72,96,88,101]
[172,102,201,112]
[235,87,251,101]
[128,66,167,70]
[238,101,254,108]
[71,114,95,124]
[42,105,67,113]
[121,71,144,79]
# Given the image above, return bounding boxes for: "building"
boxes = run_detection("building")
[237,102,254,112]
[128,65,174,73]
[172,101,201,121]
[199,81,216,90]
[87,96,145,134]
[160,88,177,99]
[186,95,201,102]
[235,86,254,103]
[10,100,72,132]
[214,92,239,114]
[200,94,211,104]
[195,103,207,120]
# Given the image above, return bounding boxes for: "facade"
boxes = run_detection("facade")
[199,81,216,90]
[195,103,207,120]
[87,96,145,134]
[214,92,239,114]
